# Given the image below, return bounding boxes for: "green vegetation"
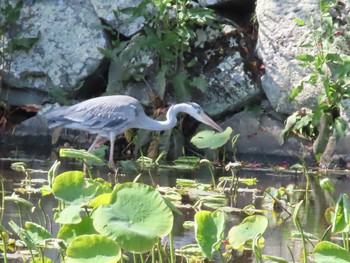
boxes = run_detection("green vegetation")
[281,0,349,164]
[1,144,350,262]
[100,0,216,101]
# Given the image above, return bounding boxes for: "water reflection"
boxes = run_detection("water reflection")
[0,152,348,262]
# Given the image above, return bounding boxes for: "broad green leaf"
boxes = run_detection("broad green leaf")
[55,205,82,225]
[332,193,350,233]
[66,234,121,263]
[52,171,111,204]
[25,222,52,246]
[294,18,305,26]
[228,215,268,249]
[195,210,225,258]
[313,241,350,263]
[175,244,206,259]
[172,71,191,102]
[88,193,112,209]
[58,216,97,244]
[92,183,173,253]
[320,178,335,195]
[190,127,232,149]
[334,117,346,138]
[190,75,208,92]
[313,112,333,162]
[59,149,104,165]
[279,112,298,145]
[155,65,168,100]
[290,82,304,100]
[5,193,33,207]
[296,54,315,62]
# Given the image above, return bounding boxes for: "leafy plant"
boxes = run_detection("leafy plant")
[282,0,349,164]
[101,0,216,101]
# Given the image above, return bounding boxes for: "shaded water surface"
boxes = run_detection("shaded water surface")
[0,150,348,262]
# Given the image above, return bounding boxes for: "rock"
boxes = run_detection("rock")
[1,0,108,106]
[222,111,313,161]
[91,0,148,37]
[191,25,262,117]
[256,0,321,114]
[198,0,255,12]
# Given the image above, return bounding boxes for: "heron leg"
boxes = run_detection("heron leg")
[108,135,118,173]
[87,135,107,152]
[84,135,107,173]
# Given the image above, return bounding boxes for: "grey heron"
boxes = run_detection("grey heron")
[46,95,223,171]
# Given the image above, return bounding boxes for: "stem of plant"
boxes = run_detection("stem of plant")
[157,240,164,263]
[1,232,8,263]
[169,231,175,263]
[0,177,5,224]
[200,159,216,188]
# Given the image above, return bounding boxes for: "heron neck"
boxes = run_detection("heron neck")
[140,104,187,131]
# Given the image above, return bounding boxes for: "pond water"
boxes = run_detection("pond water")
[0,149,349,262]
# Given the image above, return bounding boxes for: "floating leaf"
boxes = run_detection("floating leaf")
[190,127,232,149]
[25,222,52,246]
[66,234,121,263]
[55,205,82,225]
[59,149,104,165]
[332,193,350,233]
[228,215,268,249]
[52,171,112,205]
[58,216,97,244]
[195,210,225,258]
[92,183,173,253]
[5,193,33,207]
[313,241,350,263]
[175,244,206,260]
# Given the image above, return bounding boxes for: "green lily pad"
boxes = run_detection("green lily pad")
[55,205,82,225]
[25,222,52,246]
[313,241,350,263]
[58,216,97,244]
[66,234,121,263]
[59,148,105,165]
[190,127,232,149]
[228,215,268,249]
[175,244,206,260]
[52,171,112,205]
[92,183,173,253]
[195,210,225,258]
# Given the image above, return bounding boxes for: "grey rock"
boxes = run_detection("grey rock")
[1,0,108,106]
[91,0,148,37]
[222,111,313,159]
[256,0,321,114]
[195,25,262,117]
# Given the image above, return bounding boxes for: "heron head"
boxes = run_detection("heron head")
[186,103,223,132]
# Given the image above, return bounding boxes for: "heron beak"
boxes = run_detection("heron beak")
[201,113,224,132]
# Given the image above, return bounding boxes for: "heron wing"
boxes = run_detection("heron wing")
[46,98,140,136]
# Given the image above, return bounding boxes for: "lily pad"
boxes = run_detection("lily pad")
[66,234,121,263]
[313,241,350,263]
[190,127,232,149]
[52,171,112,205]
[195,210,225,258]
[58,216,97,244]
[92,183,173,253]
[228,215,268,249]
[55,205,82,225]
[59,148,105,165]
[25,222,52,246]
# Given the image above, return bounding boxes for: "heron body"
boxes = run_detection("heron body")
[46,95,223,170]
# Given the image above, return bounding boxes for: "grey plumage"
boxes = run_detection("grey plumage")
[46,95,222,171]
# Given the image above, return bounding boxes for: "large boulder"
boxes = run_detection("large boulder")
[256,0,321,114]
[1,0,108,106]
